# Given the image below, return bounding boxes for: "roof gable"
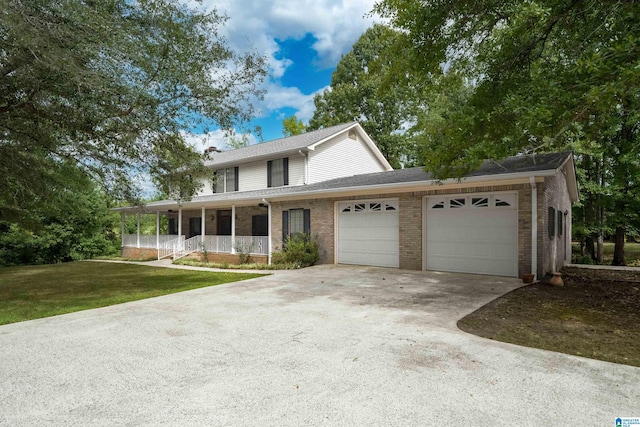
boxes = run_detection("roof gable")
[203,122,361,168]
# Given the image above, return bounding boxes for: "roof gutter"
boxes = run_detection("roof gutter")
[111,169,557,213]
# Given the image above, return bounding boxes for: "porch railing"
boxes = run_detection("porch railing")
[158,235,185,260]
[125,234,269,259]
[123,234,178,248]
[202,236,268,255]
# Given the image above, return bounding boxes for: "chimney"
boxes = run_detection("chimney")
[204,146,219,154]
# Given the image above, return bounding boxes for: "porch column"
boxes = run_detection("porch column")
[136,213,140,248]
[178,208,182,238]
[267,202,272,265]
[120,212,125,248]
[231,204,236,254]
[530,177,538,280]
[156,211,160,249]
[201,207,206,240]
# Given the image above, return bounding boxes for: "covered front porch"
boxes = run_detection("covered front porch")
[119,203,272,262]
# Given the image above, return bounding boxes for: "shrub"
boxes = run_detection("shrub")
[272,234,319,267]
[572,254,594,265]
[233,240,253,264]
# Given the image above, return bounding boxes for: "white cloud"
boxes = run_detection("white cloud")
[181,129,259,152]
[193,0,381,117]
[260,83,329,122]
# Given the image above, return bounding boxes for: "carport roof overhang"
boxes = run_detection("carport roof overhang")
[112,170,557,214]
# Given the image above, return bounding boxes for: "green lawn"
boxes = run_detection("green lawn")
[0,262,264,325]
[572,241,640,266]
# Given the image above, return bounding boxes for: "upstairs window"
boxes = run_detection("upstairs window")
[214,167,239,193]
[268,157,289,187]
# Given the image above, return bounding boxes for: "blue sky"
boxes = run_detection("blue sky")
[183,0,380,151]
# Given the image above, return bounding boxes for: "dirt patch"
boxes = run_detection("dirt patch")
[458,267,640,367]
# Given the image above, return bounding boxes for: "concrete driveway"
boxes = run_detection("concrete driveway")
[0,265,638,426]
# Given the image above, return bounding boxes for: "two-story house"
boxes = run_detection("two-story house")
[116,121,578,279]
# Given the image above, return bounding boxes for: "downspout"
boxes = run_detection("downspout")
[120,212,125,249]
[298,150,308,184]
[530,177,538,280]
[231,204,236,254]
[156,210,160,258]
[262,198,272,265]
[136,213,140,248]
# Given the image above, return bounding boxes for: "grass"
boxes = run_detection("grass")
[458,267,640,366]
[572,241,640,266]
[0,262,264,325]
[173,258,300,270]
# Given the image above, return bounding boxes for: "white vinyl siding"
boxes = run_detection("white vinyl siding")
[288,155,305,186]
[195,177,213,196]
[238,161,266,191]
[308,134,387,183]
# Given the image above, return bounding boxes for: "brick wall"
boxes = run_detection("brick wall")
[272,199,335,263]
[121,247,158,259]
[187,252,268,264]
[272,184,532,276]
[155,179,569,277]
[175,206,268,237]
[538,167,572,276]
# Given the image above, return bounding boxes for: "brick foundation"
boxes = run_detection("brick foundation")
[121,247,158,260]
[186,252,268,265]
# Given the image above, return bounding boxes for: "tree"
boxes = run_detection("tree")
[374,0,640,263]
[282,115,306,137]
[307,24,419,168]
[1,0,266,224]
[0,162,118,265]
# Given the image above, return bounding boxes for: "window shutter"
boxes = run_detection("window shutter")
[557,210,563,236]
[303,209,310,234]
[267,160,272,188]
[548,207,556,238]
[283,157,289,186]
[212,170,218,193]
[234,166,239,191]
[282,210,289,244]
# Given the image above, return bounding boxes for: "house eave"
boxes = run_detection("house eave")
[112,169,556,213]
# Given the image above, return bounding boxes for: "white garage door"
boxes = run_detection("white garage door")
[426,194,518,277]
[337,200,399,268]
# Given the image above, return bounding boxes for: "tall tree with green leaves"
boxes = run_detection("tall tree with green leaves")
[1,0,266,224]
[374,0,640,263]
[282,115,306,137]
[307,24,419,168]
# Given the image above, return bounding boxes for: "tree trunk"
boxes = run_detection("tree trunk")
[585,236,596,261]
[596,232,604,264]
[612,226,626,265]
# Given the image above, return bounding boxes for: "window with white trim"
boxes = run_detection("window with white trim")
[214,167,239,193]
[282,208,310,242]
[268,158,289,187]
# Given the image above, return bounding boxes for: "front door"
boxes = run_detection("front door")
[217,210,232,235]
[188,217,201,238]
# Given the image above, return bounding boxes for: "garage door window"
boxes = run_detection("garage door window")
[472,197,489,207]
[450,198,466,208]
[430,194,516,209]
[340,201,398,213]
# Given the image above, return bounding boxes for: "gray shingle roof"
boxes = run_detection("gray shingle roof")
[203,122,358,167]
[133,151,572,210]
